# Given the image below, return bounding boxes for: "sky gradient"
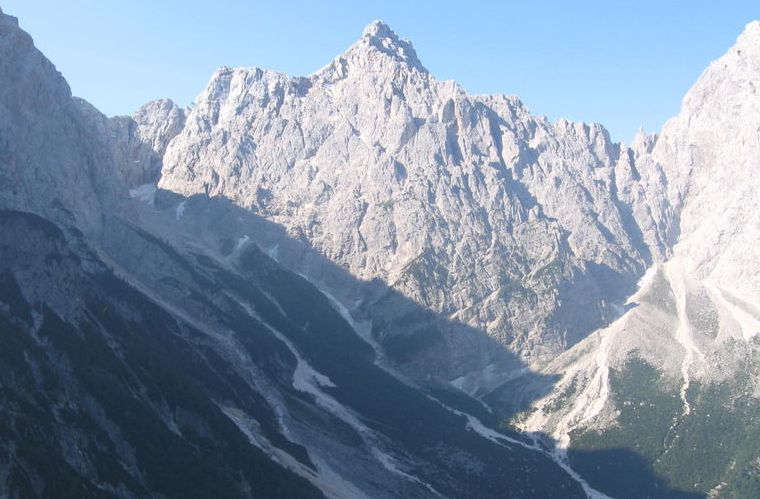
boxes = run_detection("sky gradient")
[3,1,758,142]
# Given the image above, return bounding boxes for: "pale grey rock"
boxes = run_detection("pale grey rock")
[120,98,186,186]
[89,99,186,188]
[0,14,587,493]
[644,20,760,300]
[0,9,132,234]
[4,7,760,495]
[158,21,652,379]
[132,98,186,159]
[516,21,760,459]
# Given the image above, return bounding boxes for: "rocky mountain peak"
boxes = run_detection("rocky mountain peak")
[678,19,760,114]
[356,20,426,71]
[361,19,395,38]
[158,14,661,379]
[631,17,760,301]
[314,20,428,80]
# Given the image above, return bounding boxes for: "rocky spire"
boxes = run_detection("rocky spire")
[354,20,427,72]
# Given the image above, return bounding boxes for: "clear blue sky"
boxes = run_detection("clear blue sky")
[3,1,758,142]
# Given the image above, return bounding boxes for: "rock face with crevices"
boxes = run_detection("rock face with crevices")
[107,98,187,188]
[0,10,589,498]
[158,21,657,382]
[511,21,760,499]
[4,6,760,496]
[0,8,132,234]
[637,20,760,300]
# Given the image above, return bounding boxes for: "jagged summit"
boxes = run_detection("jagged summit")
[361,19,396,39]
[7,7,760,497]
[198,21,428,96]
[330,19,427,74]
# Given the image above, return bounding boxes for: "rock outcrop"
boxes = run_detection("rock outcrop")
[108,99,186,187]
[0,9,132,234]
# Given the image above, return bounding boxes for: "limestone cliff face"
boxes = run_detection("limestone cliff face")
[639,21,760,300]
[0,9,131,234]
[106,99,186,188]
[3,7,760,496]
[515,24,760,497]
[0,13,590,497]
[158,21,655,374]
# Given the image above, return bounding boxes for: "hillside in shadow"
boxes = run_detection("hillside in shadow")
[101,188,710,498]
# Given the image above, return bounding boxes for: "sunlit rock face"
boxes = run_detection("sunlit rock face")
[3,5,760,496]
[106,99,187,188]
[513,22,760,499]
[637,21,760,300]
[158,21,656,382]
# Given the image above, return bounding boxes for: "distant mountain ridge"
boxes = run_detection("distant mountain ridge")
[512,20,760,498]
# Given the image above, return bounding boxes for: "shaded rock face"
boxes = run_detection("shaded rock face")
[78,98,187,189]
[109,99,186,187]
[132,98,187,160]
[0,8,185,229]
[0,207,590,499]
[149,21,760,496]
[3,6,760,496]
[0,10,131,235]
[158,21,656,377]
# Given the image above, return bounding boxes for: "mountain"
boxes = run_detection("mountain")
[0,8,596,498]
[2,5,760,498]
[102,98,187,188]
[0,9,132,235]
[157,20,655,392]
[145,18,760,498]
[511,21,760,498]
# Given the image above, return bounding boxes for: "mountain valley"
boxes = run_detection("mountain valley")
[1,6,760,498]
